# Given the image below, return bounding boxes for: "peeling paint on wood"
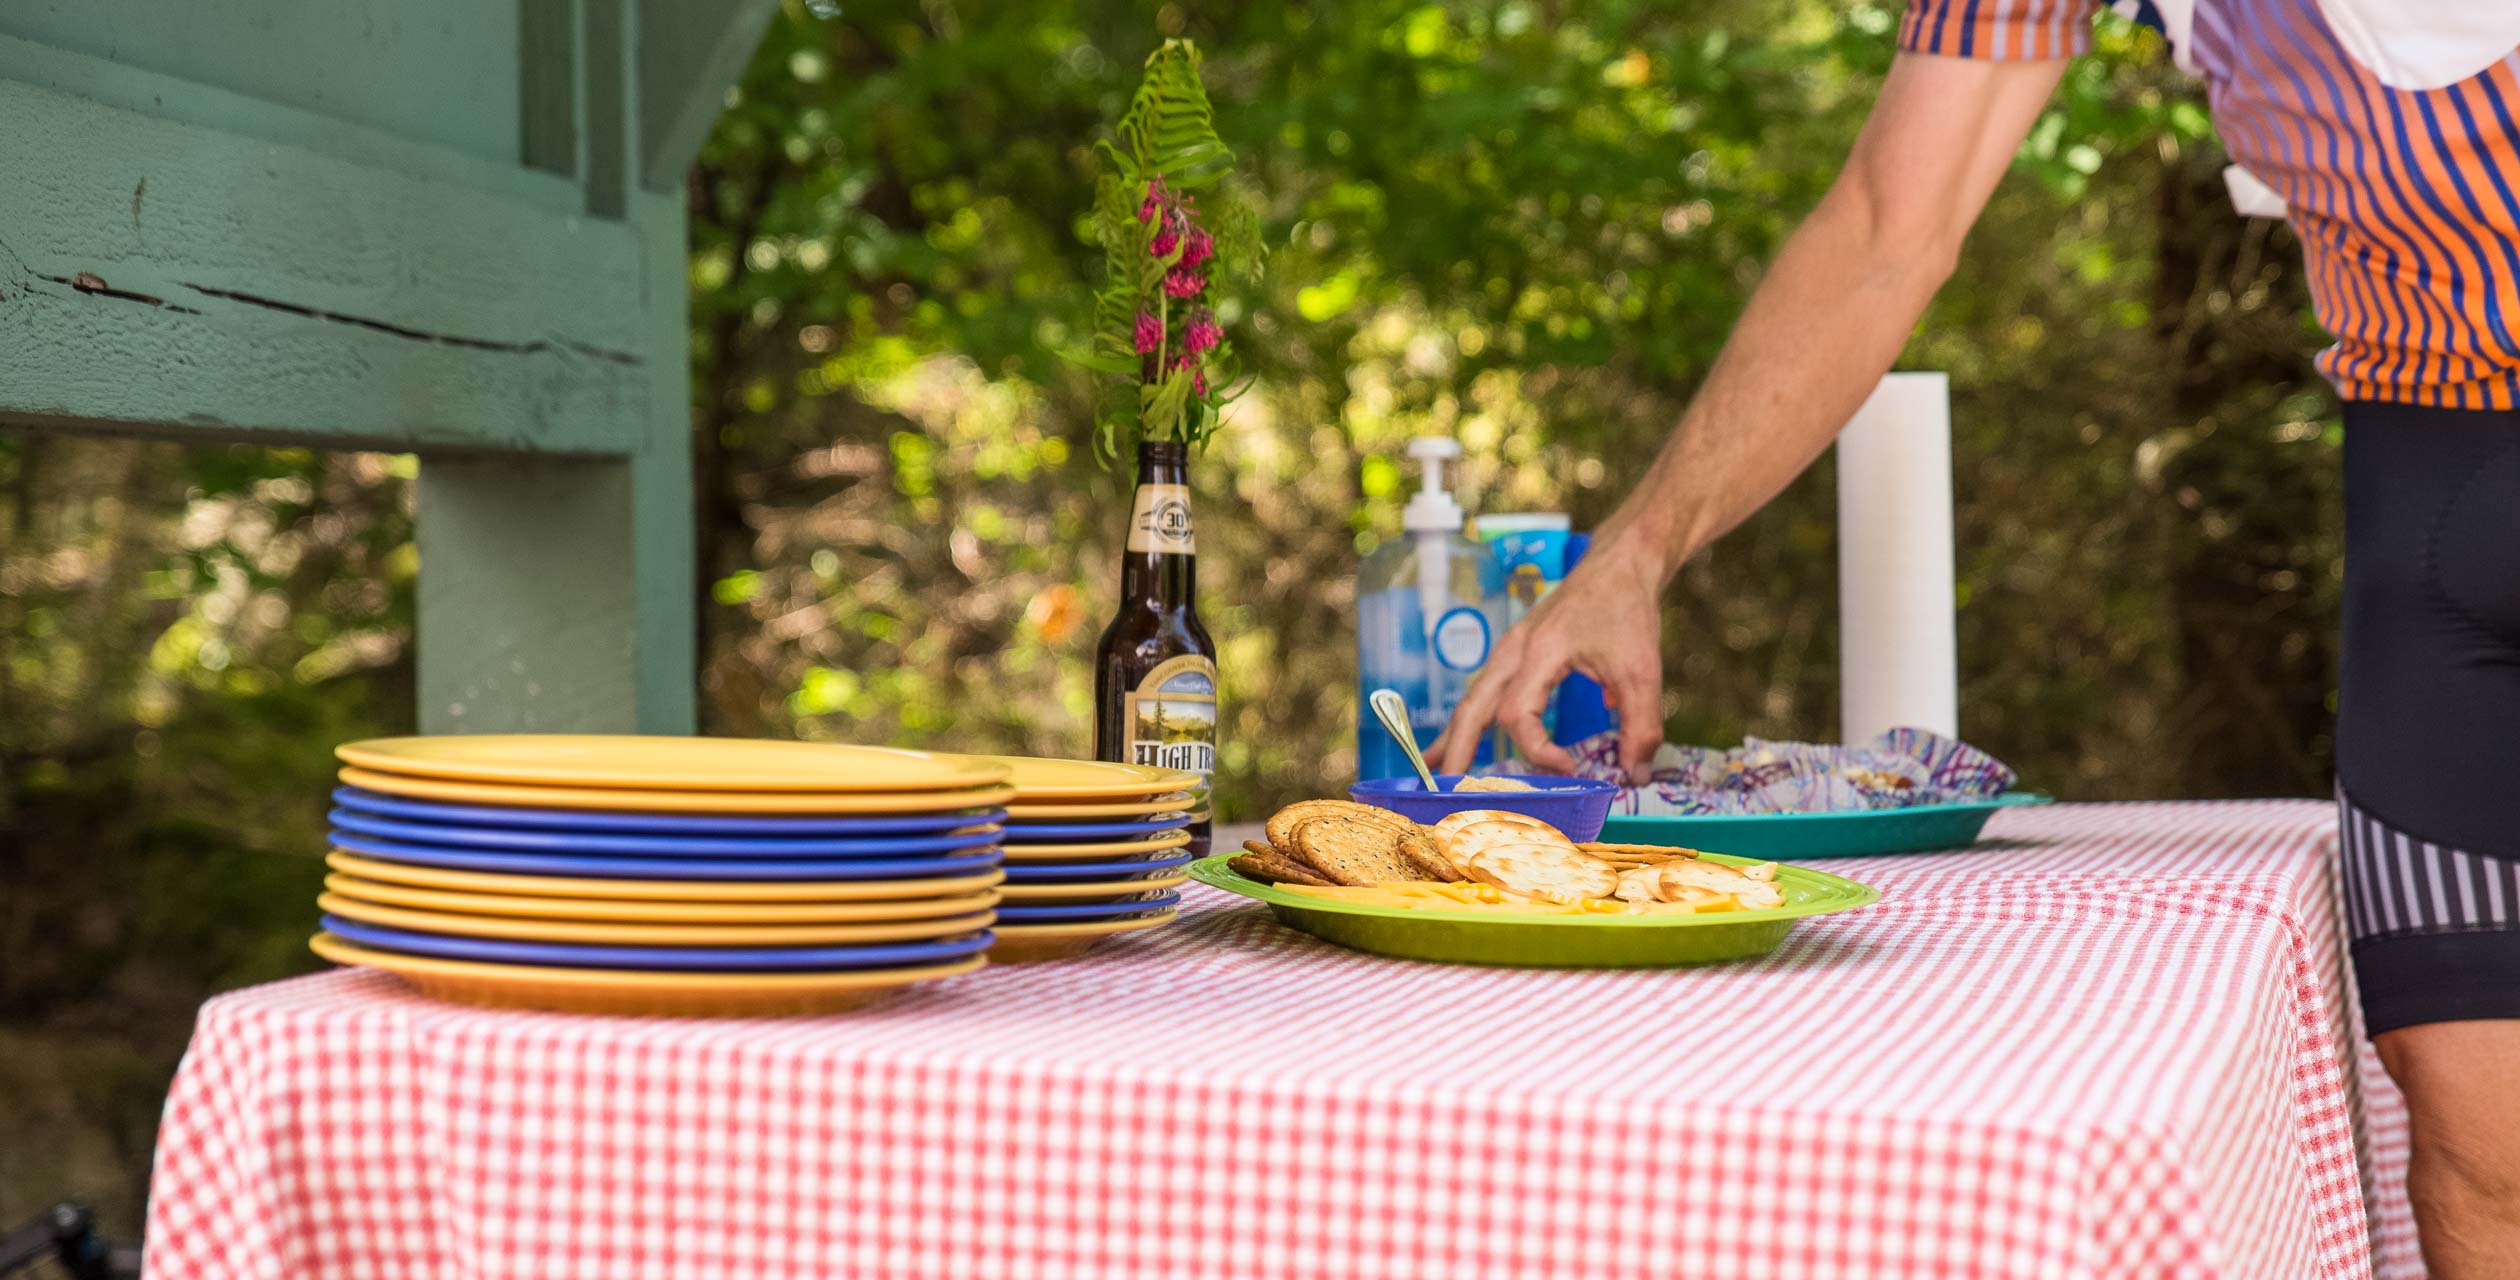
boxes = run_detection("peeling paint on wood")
[1,2,769,735]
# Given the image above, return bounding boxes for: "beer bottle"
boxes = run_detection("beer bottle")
[1093,440,1218,853]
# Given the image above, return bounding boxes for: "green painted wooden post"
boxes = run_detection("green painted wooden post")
[0,0,776,735]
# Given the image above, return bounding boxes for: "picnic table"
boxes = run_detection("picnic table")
[143,801,2417,1278]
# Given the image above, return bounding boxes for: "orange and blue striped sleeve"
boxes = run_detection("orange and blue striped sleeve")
[1898,0,2102,61]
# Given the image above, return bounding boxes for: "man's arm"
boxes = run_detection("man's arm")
[1432,52,2069,780]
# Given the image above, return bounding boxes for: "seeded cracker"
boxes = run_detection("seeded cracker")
[1291,816,1425,886]
[1231,845,1334,887]
[1266,800,1415,852]
[1395,830,1462,882]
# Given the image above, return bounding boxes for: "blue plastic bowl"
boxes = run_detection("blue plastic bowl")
[1349,774,1619,842]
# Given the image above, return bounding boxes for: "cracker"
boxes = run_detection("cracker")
[1578,841,1701,860]
[1428,808,1559,848]
[1438,818,1576,877]
[1464,843,1620,903]
[1650,860,1785,910]
[1230,849,1334,887]
[1395,829,1463,882]
[1292,816,1426,886]
[1267,800,1416,851]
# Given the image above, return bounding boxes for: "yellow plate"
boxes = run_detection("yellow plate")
[317,893,996,946]
[310,933,984,1016]
[338,767,1016,815]
[324,875,1000,923]
[996,874,1189,902]
[987,909,1177,964]
[1000,832,1191,862]
[337,735,1009,793]
[1003,794,1195,819]
[963,756,1201,800]
[326,852,1005,902]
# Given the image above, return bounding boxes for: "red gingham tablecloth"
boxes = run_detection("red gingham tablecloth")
[145,801,2420,1278]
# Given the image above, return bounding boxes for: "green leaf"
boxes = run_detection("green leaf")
[1058,347,1139,376]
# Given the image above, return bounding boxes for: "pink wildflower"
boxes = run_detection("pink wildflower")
[1179,229,1214,268]
[1137,178,1164,223]
[1162,268,1205,299]
[1183,315,1222,355]
[1167,353,1208,397]
[1133,312,1163,355]
[1150,227,1180,259]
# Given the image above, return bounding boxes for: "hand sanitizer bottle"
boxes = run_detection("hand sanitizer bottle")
[1355,438,1506,781]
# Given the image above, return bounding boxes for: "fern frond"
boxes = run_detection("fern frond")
[1113,40,1236,190]
[1073,36,1260,466]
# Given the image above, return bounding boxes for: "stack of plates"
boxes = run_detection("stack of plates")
[981,757,1200,963]
[311,736,1016,1015]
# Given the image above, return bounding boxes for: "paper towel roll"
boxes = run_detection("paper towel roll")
[1836,372,1958,742]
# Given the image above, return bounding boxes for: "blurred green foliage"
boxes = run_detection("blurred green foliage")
[2,0,2338,1225]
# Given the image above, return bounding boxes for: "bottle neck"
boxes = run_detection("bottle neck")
[1122,441,1195,604]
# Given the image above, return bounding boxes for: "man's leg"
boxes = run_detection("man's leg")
[2375,1021,2520,1277]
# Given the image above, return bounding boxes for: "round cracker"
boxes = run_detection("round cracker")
[1394,829,1462,882]
[1438,818,1576,877]
[1464,843,1620,903]
[1267,800,1415,851]
[1613,863,1665,903]
[1230,849,1334,887]
[1291,815,1422,886]
[1428,808,1559,848]
[1651,860,1785,909]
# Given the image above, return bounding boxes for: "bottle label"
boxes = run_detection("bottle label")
[1123,654,1218,782]
[1433,606,1492,671]
[1126,483,1196,554]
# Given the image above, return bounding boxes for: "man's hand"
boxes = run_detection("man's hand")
[1431,542,1667,782]
[1424,53,2064,787]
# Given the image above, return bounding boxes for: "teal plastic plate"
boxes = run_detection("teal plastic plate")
[1188,853,1880,968]
[1597,792,2051,860]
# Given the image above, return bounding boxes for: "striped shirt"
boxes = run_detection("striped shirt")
[1901,0,2520,410]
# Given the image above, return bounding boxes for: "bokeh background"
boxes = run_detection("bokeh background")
[0,0,2339,1230]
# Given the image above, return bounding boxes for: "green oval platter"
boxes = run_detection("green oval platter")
[1187,852,1881,968]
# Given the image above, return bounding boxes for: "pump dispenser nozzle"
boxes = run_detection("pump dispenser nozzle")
[1402,437,1466,534]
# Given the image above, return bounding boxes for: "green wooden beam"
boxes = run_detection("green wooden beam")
[0,57,644,453]
[637,0,780,192]
[0,4,751,737]
[518,0,580,180]
[0,0,526,167]
[417,455,643,732]
[624,188,700,731]
[412,187,696,735]
[0,33,577,218]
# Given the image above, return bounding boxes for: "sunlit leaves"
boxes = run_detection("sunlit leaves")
[680,0,2332,809]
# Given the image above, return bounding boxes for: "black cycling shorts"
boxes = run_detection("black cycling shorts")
[2335,398,2520,1036]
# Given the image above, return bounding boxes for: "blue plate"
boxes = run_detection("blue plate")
[997,814,1190,840]
[332,787,1007,836]
[328,832,1002,881]
[1597,793,2052,860]
[320,916,992,971]
[328,809,1000,858]
[991,894,1179,923]
[999,815,1189,840]
[999,852,1199,881]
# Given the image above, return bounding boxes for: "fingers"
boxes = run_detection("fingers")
[1500,673,1578,774]
[1606,661,1665,785]
[1432,667,1507,775]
